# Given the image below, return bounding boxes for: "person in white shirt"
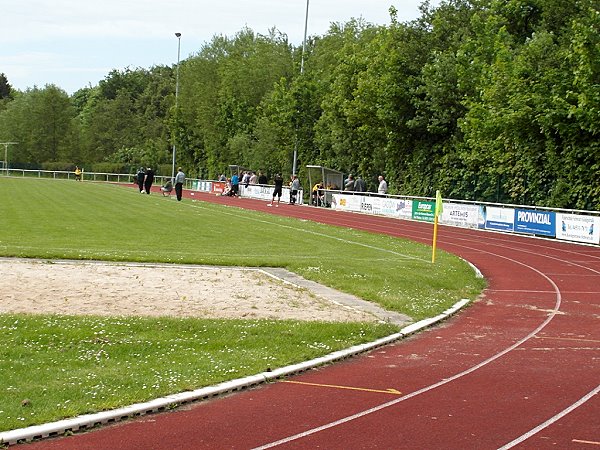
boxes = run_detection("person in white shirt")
[378,175,388,195]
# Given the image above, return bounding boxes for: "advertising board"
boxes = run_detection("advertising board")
[412,200,435,223]
[441,203,479,228]
[556,213,600,244]
[482,206,515,232]
[515,209,556,237]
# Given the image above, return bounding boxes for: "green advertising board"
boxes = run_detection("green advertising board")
[412,200,435,222]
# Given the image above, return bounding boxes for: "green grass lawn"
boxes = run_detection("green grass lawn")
[0,177,485,431]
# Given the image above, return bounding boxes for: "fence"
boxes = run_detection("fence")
[2,169,598,245]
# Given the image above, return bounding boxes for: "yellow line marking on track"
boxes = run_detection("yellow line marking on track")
[573,439,600,446]
[535,336,600,344]
[281,380,402,395]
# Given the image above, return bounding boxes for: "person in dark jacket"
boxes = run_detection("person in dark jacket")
[258,171,268,185]
[136,168,145,192]
[143,167,155,194]
[268,173,284,207]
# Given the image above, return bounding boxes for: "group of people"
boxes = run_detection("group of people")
[343,174,387,195]
[219,171,269,197]
[130,167,387,205]
[267,174,301,207]
[136,167,186,201]
[136,167,155,195]
[343,174,366,192]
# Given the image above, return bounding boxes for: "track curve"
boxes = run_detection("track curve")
[22,192,600,449]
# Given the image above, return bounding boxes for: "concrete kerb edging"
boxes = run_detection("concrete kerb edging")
[0,296,473,446]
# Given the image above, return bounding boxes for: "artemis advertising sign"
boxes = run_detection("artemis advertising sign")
[515,209,556,237]
[441,203,479,228]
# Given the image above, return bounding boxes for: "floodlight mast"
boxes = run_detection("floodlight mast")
[1,142,18,176]
[171,32,182,182]
[292,0,310,176]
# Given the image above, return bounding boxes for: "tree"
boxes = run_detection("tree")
[0,85,77,165]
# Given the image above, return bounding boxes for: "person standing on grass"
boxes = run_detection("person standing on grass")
[268,173,284,207]
[136,167,145,192]
[144,167,155,194]
[174,167,185,201]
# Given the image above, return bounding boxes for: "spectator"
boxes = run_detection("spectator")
[174,167,185,201]
[74,166,82,181]
[161,180,173,196]
[354,175,366,192]
[258,171,268,185]
[289,175,300,205]
[136,167,145,193]
[268,173,284,207]
[219,174,226,181]
[242,171,251,188]
[312,182,325,206]
[249,172,258,184]
[143,167,155,194]
[378,175,388,195]
[231,172,240,197]
[221,179,233,196]
[344,174,355,191]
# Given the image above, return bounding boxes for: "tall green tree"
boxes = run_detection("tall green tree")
[0,85,77,165]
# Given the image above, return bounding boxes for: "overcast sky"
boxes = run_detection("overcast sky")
[2,0,438,95]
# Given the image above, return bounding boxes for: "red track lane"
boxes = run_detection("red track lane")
[22,190,600,449]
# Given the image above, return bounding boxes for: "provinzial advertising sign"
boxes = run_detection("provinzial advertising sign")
[412,200,435,222]
[482,206,515,232]
[515,209,556,237]
[556,213,600,244]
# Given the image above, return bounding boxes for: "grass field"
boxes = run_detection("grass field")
[0,177,485,431]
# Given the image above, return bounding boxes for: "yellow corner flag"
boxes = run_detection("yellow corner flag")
[432,190,443,263]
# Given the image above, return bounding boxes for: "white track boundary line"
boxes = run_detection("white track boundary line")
[252,248,563,449]
[498,384,600,449]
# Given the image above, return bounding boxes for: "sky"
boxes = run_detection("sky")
[1,0,439,95]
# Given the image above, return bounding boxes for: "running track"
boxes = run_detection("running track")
[23,190,600,449]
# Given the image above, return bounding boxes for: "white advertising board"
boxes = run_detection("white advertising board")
[332,194,413,220]
[556,213,600,244]
[331,193,362,212]
[441,203,480,228]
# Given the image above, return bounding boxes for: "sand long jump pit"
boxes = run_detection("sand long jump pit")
[0,259,398,323]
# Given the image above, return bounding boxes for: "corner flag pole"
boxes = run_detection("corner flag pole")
[432,190,443,263]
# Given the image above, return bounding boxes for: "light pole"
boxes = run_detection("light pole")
[171,32,182,182]
[1,142,18,176]
[300,0,310,75]
[292,0,310,176]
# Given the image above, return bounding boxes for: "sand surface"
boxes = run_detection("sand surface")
[0,259,377,322]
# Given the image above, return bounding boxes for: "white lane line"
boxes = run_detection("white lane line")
[252,251,563,449]
[498,384,600,449]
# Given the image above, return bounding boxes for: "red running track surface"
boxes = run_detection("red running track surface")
[23,189,600,449]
